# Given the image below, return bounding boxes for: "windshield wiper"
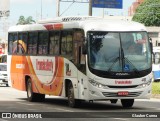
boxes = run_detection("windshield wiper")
[108,48,121,72]
[121,48,139,74]
[108,48,139,74]
[123,56,139,74]
[107,57,120,72]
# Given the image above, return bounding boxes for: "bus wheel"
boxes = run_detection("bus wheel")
[68,82,81,108]
[110,99,118,104]
[27,78,45,102]
[121,99,134,108]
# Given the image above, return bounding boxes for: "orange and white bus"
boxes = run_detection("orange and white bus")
[8,16,152,108]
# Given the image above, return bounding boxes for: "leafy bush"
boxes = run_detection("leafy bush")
[152,82,160,94]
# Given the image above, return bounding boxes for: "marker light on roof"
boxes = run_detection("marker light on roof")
[44,24,63,30]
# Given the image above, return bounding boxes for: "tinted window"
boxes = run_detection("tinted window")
[18,32,28,54]
[0,65,7,71]
[38,31,48,55]
[28,32,38,55]
[49,31,60,55]
[8,33,18,54]
[61,31,73,55]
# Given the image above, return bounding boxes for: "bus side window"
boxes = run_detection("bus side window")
[8,33,18,54]
[17,32,28,54]
[49,31,60,55]
[8,33,13,54]
[38,31,48,55]
[61,31,67,55]
[28,32,38,55]
[61,31,73,56]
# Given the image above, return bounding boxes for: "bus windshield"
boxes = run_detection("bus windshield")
[88,31,151,73]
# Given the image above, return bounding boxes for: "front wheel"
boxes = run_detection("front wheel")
[27,78,45,102]
[121,99,134,108]
[68,82,81,108]
[110,99,118,104]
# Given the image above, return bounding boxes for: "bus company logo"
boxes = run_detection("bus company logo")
[115,80,132,85]
[16,64,25,69]
[36,59,53,72]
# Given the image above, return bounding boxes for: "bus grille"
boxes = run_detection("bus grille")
[102,91,143,97]
[107,85,138,88]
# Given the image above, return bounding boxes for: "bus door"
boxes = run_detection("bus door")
[73,30,85,71]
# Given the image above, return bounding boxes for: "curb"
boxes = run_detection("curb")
[150,98,160,102]
[151,94,160,99]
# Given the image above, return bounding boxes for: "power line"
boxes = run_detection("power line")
[57,0,91,16]
[60,1,75,16]
[60,0,89,3]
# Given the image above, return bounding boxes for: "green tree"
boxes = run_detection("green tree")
[17,16,36,25]
[17,16,26,25]
[26,16,36,24]
[132,0,160,26]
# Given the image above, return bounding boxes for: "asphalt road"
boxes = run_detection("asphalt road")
[0,85,160,121]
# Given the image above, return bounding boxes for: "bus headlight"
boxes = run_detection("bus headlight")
[89,79,108,89]
[137,78,152,88]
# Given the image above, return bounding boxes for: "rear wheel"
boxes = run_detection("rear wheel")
[68,82,81,108]
[121,99,134,108]
[27,78,45,102]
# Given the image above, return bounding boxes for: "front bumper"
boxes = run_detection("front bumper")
[0,77,8,84]
[87,84,152,100]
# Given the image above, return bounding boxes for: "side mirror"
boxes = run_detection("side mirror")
[149,37,153,53]
[150,42,153,53]
[149,37,152,42]
[82,38,87,54]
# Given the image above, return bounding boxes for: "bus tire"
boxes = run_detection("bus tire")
[121,99,134,108]
[110,99,118,104]
[68,82,81,108]
[27,78,45,102]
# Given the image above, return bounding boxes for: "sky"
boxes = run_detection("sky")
[0,0,135,38]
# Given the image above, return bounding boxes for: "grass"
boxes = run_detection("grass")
[152,81,160,94]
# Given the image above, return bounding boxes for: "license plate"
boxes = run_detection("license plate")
[118,91,129,96]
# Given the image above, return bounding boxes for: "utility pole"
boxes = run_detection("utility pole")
[41,0,43,19]
[56,0,60,17]
[89,0,92,16]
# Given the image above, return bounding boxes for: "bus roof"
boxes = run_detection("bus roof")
[8,16,147,33]
[79,19,147,32]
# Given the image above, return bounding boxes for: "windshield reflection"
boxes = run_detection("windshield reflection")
[88,32,151,72]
